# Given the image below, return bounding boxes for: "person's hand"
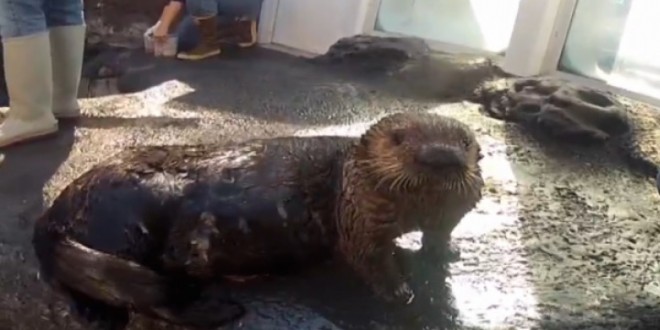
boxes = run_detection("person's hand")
[153,23,170,44]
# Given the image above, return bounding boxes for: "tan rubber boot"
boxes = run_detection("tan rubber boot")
[217,17,257,48]
[177,15,222,61]
[0,32,58,148]
[238,19,257,48]
[50,24,86,119]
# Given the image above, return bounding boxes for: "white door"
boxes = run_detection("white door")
[271,0,366,54]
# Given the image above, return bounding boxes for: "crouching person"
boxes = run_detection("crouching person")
[153,0,263,61]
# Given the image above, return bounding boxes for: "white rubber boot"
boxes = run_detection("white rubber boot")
[50,24,86,118]
[0,32,58,148]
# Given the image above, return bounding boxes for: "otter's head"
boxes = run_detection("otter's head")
[356,112,483,193]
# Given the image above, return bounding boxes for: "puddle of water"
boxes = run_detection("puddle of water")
[447,134,540,329]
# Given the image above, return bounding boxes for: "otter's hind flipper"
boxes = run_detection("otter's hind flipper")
[50,238,245,328]
[52,238,171,307]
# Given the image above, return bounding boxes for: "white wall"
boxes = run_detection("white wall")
[268,0,370,55]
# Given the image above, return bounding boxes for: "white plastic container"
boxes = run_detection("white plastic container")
[144,35,155,54]
[160,35,178,57]
[143,21,161,54]
[144,21,178,57]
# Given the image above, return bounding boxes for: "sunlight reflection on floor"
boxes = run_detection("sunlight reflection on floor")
[134,80,196,116]
[83,79,202,119]
[294,110,540,329]
[448,134,539,328]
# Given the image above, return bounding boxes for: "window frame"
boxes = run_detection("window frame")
[361,0,660,107]
[259,0,660,107]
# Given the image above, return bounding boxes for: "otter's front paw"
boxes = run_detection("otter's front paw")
[421,242,461,263]
[375,281,415,305]
[422,232,461,262]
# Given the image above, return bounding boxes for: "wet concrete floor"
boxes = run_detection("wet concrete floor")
[1,47,659,330]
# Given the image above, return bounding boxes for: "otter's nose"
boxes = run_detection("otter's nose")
[415,144,466,168]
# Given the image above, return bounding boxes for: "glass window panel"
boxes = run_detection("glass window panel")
[559,0,660,98]
[374,0,521,53]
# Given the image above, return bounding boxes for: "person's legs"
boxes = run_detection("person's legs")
[0,0,58,148]
[175,15,201,53]
[217,0,263,21]
[175,0,264,54]
[176,0,221,60]
[45,0,86,118]
[215,0,263,48]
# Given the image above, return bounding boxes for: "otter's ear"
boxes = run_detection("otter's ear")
[391,129,406,146]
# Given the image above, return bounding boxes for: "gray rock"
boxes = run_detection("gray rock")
[312,35,431,73]
[473,76,660,192]
[474,77,631,143]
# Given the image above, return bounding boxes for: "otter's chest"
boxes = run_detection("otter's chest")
[394,191,479,231]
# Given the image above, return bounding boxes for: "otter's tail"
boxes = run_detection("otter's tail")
[51,238,170,307]
[43,238,245,327]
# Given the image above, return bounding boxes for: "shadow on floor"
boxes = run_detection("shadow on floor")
[136,249,461,330]
[250,251,459,330]
[74,115,201,130]
[119,48,381,126]
[0,122,75,329]
[0,123,75,235]
[84,45,501,127]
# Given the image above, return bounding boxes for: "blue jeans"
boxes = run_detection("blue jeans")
[185,0,263,19]
[0,0,85,39]
[177,0,263,51]
[185,0,218,17]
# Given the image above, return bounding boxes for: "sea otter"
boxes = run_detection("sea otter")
[32,112,483,329]
[163,112,484,304]
[334,112,483,303]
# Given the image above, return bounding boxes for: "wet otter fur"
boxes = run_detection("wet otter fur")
[164,112,484,304]
[159,136,354,279]
[31,147,252,330]
[32,136,354,329]
[32,112,483,329]
[334,112,484,303]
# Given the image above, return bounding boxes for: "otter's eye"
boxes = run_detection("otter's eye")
[391,130,405,145]
[462,138,471,148]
